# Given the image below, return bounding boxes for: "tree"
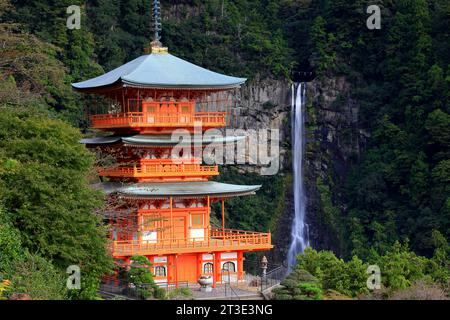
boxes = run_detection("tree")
[0,206,23,274]
[273,268,323,300]
[0,107,113,299]
[127,255,157,299]
[7,252,67,300]
[296,247,368,297]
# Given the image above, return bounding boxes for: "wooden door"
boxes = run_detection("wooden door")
[176,254,198,283]
[172,217,186,241]
[160,103,177,123]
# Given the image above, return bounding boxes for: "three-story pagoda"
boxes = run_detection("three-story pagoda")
[72,39,273,285]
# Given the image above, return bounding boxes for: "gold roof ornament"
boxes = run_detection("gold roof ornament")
[144,0,168,54]
[144,40,168,54]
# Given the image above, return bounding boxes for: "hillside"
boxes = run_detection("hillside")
[0,0,449,300]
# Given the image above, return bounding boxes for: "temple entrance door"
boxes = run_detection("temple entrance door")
[176,255,197,283]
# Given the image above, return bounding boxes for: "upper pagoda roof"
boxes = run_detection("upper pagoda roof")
[72,53,246,91]
[94,181,261,199]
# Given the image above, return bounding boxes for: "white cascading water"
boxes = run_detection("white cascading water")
[287,82,310,269]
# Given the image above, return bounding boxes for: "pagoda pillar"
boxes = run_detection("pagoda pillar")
[214,252,222,287]
[221,199,225,238]
[238,251,244,281]
[170,197,173,241]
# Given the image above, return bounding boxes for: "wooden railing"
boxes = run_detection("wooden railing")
[90,112,226,129]
[111,229,272,257]
[98,163,219,178]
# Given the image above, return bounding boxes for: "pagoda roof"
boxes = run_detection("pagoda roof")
[94,181,261,199]
[80,134,246,146]
[72,53,246,91]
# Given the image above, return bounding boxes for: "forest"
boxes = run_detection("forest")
[0,0,449,300]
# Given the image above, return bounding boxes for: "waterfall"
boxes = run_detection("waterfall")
[287,82,310,270]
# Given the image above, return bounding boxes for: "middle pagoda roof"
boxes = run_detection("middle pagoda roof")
[80,134,246,147]
[72,52,246,91]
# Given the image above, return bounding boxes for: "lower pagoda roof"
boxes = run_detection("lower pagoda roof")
[80,134,245,146]
[94,181,261,199]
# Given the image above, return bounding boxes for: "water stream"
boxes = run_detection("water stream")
[287,82,310,269]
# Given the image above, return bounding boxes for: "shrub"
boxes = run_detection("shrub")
[273,268,323,300]
[154,287,167,300]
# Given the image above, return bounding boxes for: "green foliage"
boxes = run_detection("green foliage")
[0,107,113,299]
[154,287,167,300]
[289,242,449,299]
[128,255,154,285]
[1,0,449,301]
[296,247,368,297]
[1,204,68,300]
[372,241,428,291]
[167,287,193,300]
[212,167,288,233]
[0,22,90,125]
[7,0,103,82]
[0,207,23,274]
[273,268,323,300]
[127,255,157,299]
[82,0,294,77]
[428,230,450,287]
[7,252,67,300]
[316,0,450,259]
[310,16,336,77]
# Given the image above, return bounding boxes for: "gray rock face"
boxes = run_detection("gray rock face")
[304,77,367,255]
[233,76,292,173]
[234,75,367,261]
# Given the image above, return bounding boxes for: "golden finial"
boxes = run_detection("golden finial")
[144,0,168,54]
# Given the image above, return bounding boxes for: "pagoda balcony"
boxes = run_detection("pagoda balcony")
[111,228,272,257]
[90,111,226,129]
[98,163,219,180]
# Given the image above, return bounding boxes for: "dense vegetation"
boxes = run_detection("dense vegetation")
[212,167,288,232]
[0,0,449,299]
[0,3,113,299]
[0,107,113,299]
[274,237,449,300]
[300,0,450,259]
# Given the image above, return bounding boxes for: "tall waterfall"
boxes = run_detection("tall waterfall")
[287,82,310,269]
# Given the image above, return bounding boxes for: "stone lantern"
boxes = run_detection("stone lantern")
[261,256,268,277]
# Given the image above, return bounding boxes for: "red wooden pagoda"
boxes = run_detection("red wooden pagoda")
[73,38,272,285]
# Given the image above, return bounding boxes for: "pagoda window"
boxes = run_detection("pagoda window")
[222,261,236,273]
[203,263,213,274]
[191,213,203,227]
[154,266,166,277]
